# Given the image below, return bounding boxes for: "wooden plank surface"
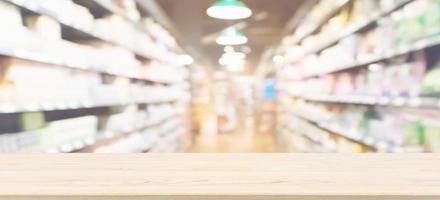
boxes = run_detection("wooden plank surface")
[0,154,439,199]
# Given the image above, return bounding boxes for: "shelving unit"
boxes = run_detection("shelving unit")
[4,0,174,63]
[302,35,440,78]
[0,0,193,153]
[290,0,414,65]
[74,0,140,24]
[293,0,352,44]
[291,112,390,152]
[291,94,440,109]
[0,98,179,114]
[281,125,336,153]
[276,0,440,153]
[76,113,179,153]
[0,47,174,84]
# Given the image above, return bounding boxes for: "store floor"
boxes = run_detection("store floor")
[189,116,284,153]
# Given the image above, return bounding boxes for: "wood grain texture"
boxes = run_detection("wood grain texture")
[0,154,439,199]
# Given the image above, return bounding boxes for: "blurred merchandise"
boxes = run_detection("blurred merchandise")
[1,0,440,154]
[276,0,440,153]
[0,0,192,153]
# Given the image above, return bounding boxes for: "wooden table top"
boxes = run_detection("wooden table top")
[0,154,439,200]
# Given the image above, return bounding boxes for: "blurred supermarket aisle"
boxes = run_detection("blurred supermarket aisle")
[190,132,281,153]
[190,114,283,153]
[1,0,440,153]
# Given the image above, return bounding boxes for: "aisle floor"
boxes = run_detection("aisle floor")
[189,132,282,153]
[189,117,284,153]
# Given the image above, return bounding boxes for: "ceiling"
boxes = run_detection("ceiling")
[155,0,304,73]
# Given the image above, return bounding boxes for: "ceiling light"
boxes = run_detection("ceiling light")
[224,46,235,53]
[216,28,248,46]
[226,62,246,72]
[218,57,228,66]
[207,0,252,20]
[273,55,285,64]
[219,51,246,66]
[225,58,246,72]
[241,46,252,54]
[178,54,194,65]
[219,56,245,66]
[223,52,246,60]
[368,64,383,71]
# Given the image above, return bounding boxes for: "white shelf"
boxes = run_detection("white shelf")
[46,136,96,153]
[303,35,440,78]
[0,98,178,114]
[60,112,179,153]
[290,0,414,64]
[294,0,351,43]
[291,112,395,152]
[283,125,336,152]
[0,48,177,84]
[5,0,174,64]
[292,94,440,109]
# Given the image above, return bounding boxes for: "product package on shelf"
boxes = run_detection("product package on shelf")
[0,115,98,153]
[83,41,143,74]
[111,0,141,21]
[0,129,42,153]
[25,16,62,41]
[0,56,187,109]
[284,0,440,79]
[46,116,98,152]
[0,0,23,30]
[92,103,188,153]
[101,105,141,136]
[144,18,178,51]
[30,0,95,30]
[284,50,430,100]
[0,58,115,108]
[0,59,70,106]
[149,128,186,153]
[146,104,176,123]
[292,0,349,41]
[423,119,440,152]
[144,61,187,83]
[94,117,187,153]
[19,112,46,131]
[94,14,155,54]
[285,100,440,152]
[94,129,160,153]
[420,59,440,95]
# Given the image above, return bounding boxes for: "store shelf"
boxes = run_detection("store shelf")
[4,0,172,63]
[276,0,440,154]
[292,94,440,109]
[46,136,97,153]
[91,0,152,36]
[74,0,167,52]
[283,125,332,151]
[0,99,178,114]
[0,0,191,154]
[74,0,137,23]
[294,0,351,44]
[75,113,178,153]
[159,121,183,137]
[292,0,414,64]
[0,47,173,84]
[303,35,440,78]
[292,112,394,152]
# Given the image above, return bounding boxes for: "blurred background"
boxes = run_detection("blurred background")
[0,0,439,153]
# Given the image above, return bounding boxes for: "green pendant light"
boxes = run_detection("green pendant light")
[207,0,253,20]
[216,27,248,46]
